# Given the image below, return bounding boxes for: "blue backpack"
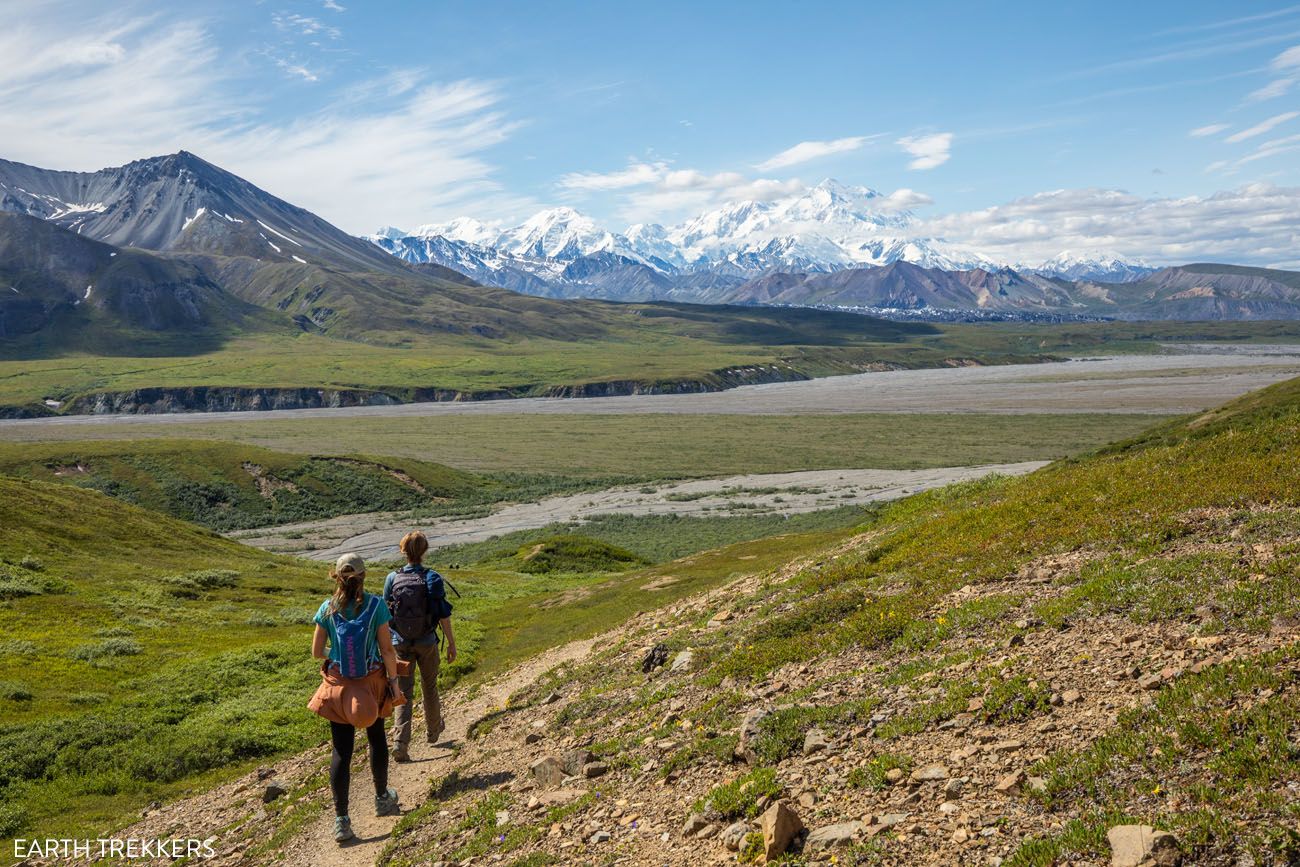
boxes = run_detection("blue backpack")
[332,594,380,679]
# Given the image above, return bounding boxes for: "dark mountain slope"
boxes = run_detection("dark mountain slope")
[0,151,405,274]
[0,212,267,341]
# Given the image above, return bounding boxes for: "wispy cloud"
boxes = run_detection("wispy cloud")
[1247,43,1300,102]
[558,161,666,191]
[1190,123,1230,137]
[272,13,341,40]
[1156,5,1300,36]
[754,136,873,171]
[0,7,535,231]
[322,0,346,11]
[1225,111,1299,142]
[274,59,319,82]
[557,160,806,221]
[897,133,952,170]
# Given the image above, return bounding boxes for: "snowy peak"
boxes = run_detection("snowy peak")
[1028,251,1156,283]
[364,177,1153,303]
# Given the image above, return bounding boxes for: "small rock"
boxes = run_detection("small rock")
[589,830,611,844]
[256,766,276,780]
[720,820,749,851]
[1027,776,1048,794]
[884,768,905,785]
[530,756,566,788]
[1138,672,1164,690]
[495,810,511,827]
[542,690,561,704]
[681,812,707,837]
[562,748,595,777]
[736,708,769,763]
[876,812,909,829]
[1061,689,1082,705]
[910,764,949,783]
[994,770,1025,794]
[262,780,289,803]
[943,778,964,800]
[524,732,544,745]
[670,649,695,673]
[759,800,803,861]
[641,643,669,672]
[582,761,609,779]
[803,727,829,755]
[695,823,720,840]
[805,821,866,851]
[1107,824,1181,867]
[953,826,970,843]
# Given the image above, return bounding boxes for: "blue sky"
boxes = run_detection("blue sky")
[2,0,1299,264]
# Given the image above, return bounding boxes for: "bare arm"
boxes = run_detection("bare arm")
[376,623,399,679]
[440,618,456,663]
[311,624,328,660]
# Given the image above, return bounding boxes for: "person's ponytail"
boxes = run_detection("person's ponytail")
[328,568,364,615]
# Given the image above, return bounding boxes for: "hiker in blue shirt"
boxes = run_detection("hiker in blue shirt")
[383,531,457,762]
[307,552,404,844]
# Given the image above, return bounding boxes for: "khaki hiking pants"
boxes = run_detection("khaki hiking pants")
[392,641,443,748]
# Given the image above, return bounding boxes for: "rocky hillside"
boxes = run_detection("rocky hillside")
[93,377,1300,866]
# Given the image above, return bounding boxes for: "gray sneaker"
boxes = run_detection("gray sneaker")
[333,815,354,843]
[376,787,400,816]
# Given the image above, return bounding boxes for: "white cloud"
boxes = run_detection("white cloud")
[1225,111,1300,142]
[879,188,933,210]
[555,160,805,222]
[1242,46,1300,103]
[1246,77,1296,101]
[558,161,666,191]
[755,136,872,171]
[0,8,535,231]
[274,59,319,82]
[272,13,341,40]
[1273,43,1300,70]
[897,133,952,170]
[323,0,347,10]
[1190,122,1230,137]
[917,183,1300,266]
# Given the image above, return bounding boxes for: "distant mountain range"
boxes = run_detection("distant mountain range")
[365,181,1300,321]
[366,180,1162,308]
[3,153,1300,340]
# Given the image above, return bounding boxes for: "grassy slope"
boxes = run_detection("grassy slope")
[3,319,1296,412]
[0,440,483,531]
[392,376,1300,866]
[0,413,1159,476]
[0,473,864,847]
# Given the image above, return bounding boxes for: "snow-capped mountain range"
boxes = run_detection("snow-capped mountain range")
[366,180,1154,304]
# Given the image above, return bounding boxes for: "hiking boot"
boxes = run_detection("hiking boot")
[392,745,410,763]
[333,816,354,843]
[376,787,400,816]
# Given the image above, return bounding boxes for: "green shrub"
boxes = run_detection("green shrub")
[0,681,33,702]
[158,569,239,598]
[983,675,1052,724]
[19,555,43,571]
[0,802,27,837]
[695,767,783,820]
[0,639,37,657]
[0,568,66,600]
[847,753,913,790]
[514,535,647,574]
[70,638,143,662]
[751,699,875,764]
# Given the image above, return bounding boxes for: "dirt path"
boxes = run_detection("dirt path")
[277,636,600,867]
[229,462,1048,561]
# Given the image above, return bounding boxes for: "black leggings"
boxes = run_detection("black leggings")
[329,720,388,817]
